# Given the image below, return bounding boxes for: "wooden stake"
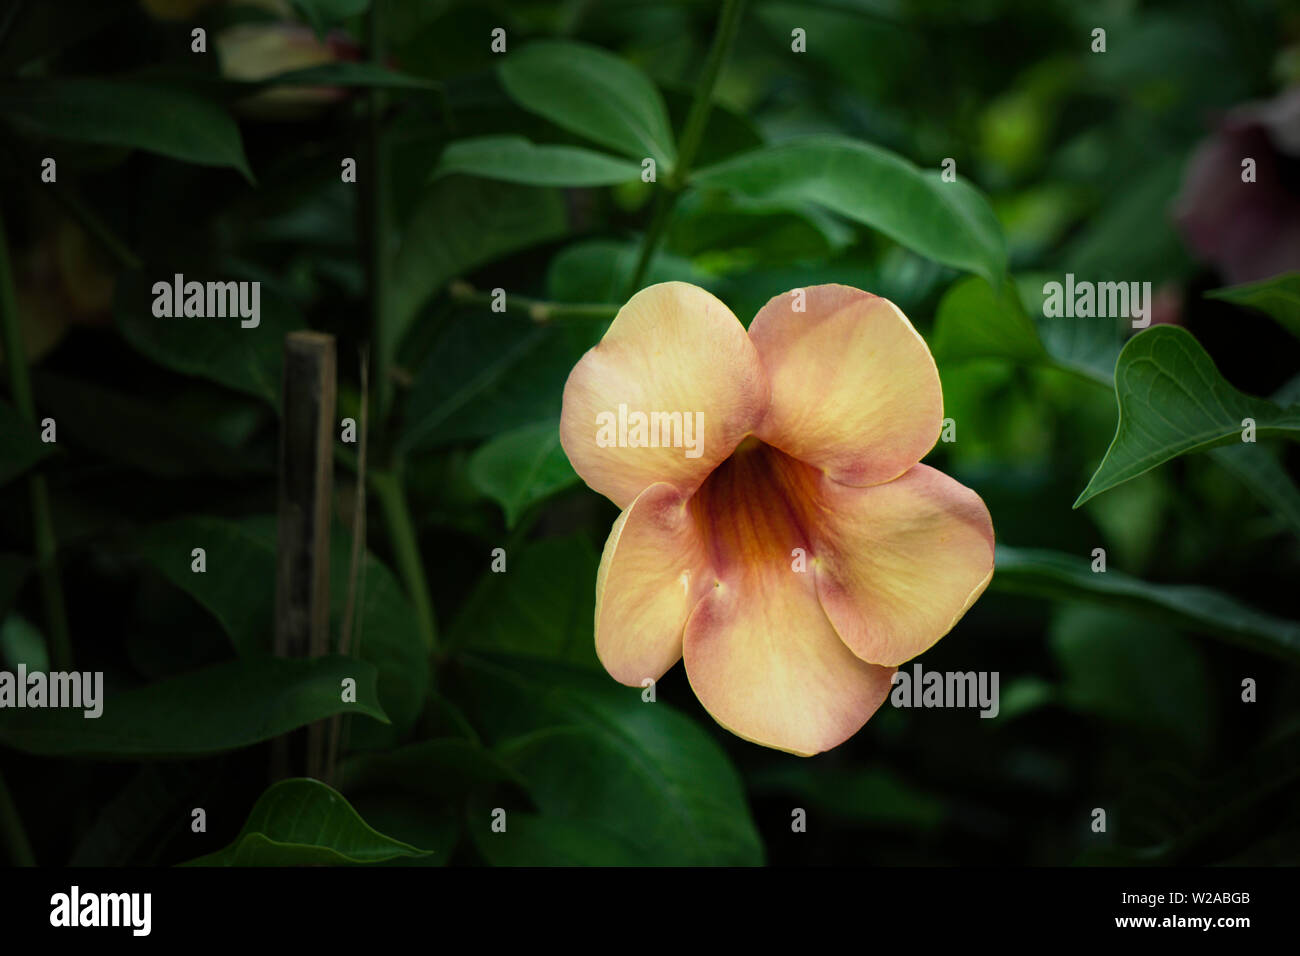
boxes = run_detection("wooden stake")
[273,331,336,780]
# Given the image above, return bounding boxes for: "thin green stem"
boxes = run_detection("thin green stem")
[623,187,680,299]
[624,0,746,296]
[29,477,70,670]
[0,214,35,423]
[671,0,746,190]
[47,185,142,271]
[0,770,35,867]
[448,280,618,323]
[0,209,71,672]
[366,0,393,425]
[370,469,437,653]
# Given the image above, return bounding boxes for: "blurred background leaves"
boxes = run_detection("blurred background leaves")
[0,0,1297,867]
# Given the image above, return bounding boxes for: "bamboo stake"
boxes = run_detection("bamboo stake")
[272,331,336,780]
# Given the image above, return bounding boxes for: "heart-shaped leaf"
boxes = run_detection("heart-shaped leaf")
[1075,326,1300,506]
[184,778,430,866]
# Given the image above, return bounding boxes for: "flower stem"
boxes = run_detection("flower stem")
[47,184,142,271]
[370,469,437,653]
[624,0,746,297]
[624,188,679,300]
[366,0,393,425]
[447,280,618,323]
[0,208,72,672]
[671,0,747,190]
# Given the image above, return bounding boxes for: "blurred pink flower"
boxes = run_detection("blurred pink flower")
[217,23,361,118]
[1151,283,1184,326]
[1175,87,1300,283]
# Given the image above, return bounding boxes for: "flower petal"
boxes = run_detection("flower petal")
[811,464,995,667]
[748,284,942,486]
[560,282,768,508]
[683,574,895,757]
[680,441,894,755]
[595,482,712,685]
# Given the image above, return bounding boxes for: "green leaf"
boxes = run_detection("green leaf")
[184,778,429,866]
[691,135,1006,286]
[1017,273,1124,385]
[0,656,388,758]
[327,541,429,745]
[471,813,647,865]
[1210,442,1300,539]
[545,238,703,305]
[389,177,568,361]
[661,84,763,170]
[457,655,764,866]
[998,677,1057,720]
[345,794,460,867]
[932,282,1300,538]
[136,516,429,740]
[290,0,371,40]
[0,613,47,673]
[1077,724,1300,865]
[748,765,946,830]
[337,739,523,868]
[0,397,53,488]
[1050,606,1213,757]
[71,764,209,866]
[114,275,303,404]
[448,536,599,668]
[992,545,1300,663]
[467,421,577,527]
[0,79,252,180]
[32,372,266,479]
[497,41,676,168]
[933,275,1048,367]
[936,272,1123,386]
[1059,154,1190,285]
[435,135,641,187]
[400,312,586,450]
[1075,326,1300,506]
[135,517,277,657]
[1205,271,1300,340]
[0,554,30,623]
[337,738,527,801]
[667,189,854,266]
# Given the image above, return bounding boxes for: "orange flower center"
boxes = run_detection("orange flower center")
[689,439,824,584]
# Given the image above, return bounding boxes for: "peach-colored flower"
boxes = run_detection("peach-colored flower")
[560,283,995,756]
